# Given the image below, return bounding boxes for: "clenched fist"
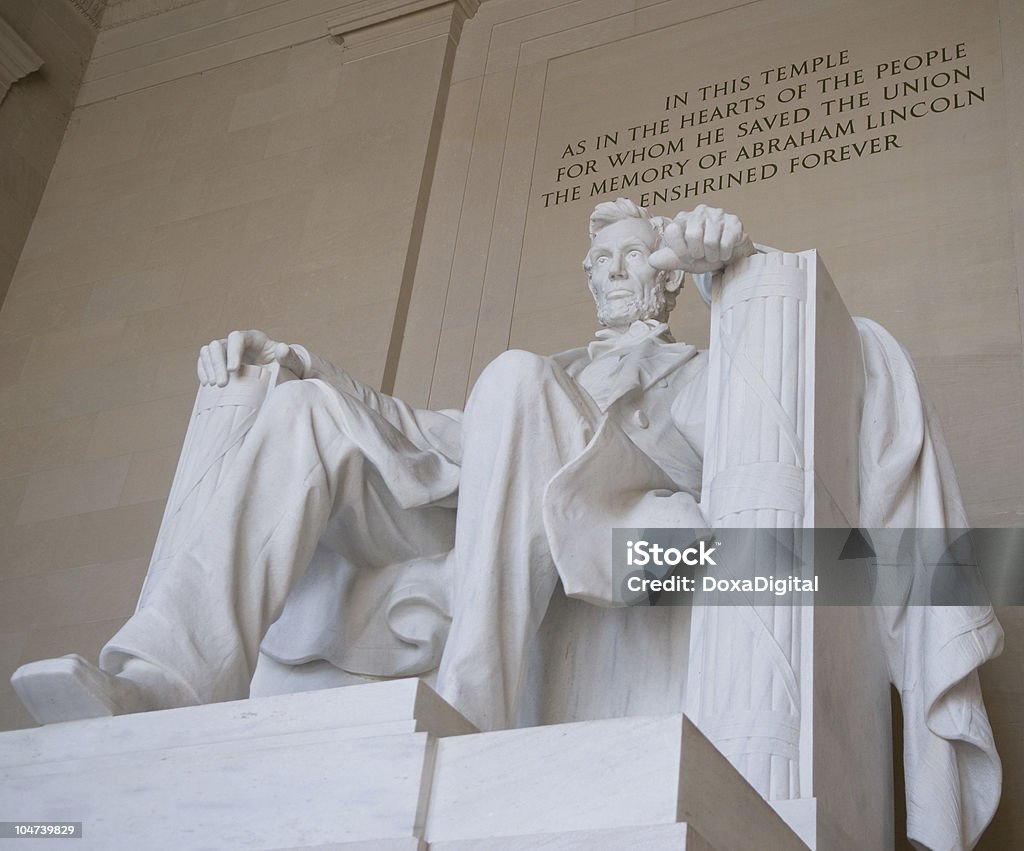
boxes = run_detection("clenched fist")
[649,204,753,275]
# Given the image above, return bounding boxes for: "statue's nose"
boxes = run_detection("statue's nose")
[609,250,626,278]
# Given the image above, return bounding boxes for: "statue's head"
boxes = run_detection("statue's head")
[582,198,684,328]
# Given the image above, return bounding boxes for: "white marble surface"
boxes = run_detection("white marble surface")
[5,729,434,850]
[2,684,803,851]
[2,680,480,849]
[2,679,473,767]
[430,824,710,850]
[278,842,426,851]
[424,714,806,849]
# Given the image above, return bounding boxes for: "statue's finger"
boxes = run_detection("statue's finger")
[720,217,743,262]
[684,216,706,261]
[209,338,229,387]
[240,329,267,363]
[735,231,755,259]
[226,331,245,372]
[703,217,723,265]
[199,345,215,386]
[660,220,686,255]
[649,246,683,270]
[273,342,291,364]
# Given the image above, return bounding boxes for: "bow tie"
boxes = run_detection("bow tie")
[578,320,679,412]
[586,319,675,360]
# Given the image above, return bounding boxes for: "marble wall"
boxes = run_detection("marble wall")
[0,0,102,306]
[0,0,1021,846]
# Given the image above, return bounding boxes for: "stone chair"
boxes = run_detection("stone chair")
[144,250,998,850]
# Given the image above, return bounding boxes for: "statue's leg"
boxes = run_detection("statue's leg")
[435,350,601,731]
[13,379,454,722]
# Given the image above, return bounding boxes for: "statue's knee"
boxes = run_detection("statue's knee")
[476,350,552,396]
[260,379,330,426]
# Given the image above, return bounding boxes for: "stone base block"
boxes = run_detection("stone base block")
[424,713,807,849]
[1,679,808,850]
[430,823,710,849]
[1,680,472,850]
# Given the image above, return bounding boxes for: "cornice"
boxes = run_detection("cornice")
[69,0,107,28]
[101,0,202,30]
[327,0,479,39]
[327,0,481,60]
[0,14,44,103]
[80,0,482,104]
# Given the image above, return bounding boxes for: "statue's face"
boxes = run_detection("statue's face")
[585,217,667,328]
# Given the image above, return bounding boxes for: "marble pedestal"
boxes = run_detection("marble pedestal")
[2,679,806,850]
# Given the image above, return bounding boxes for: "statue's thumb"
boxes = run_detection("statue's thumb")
[649,247,682,270]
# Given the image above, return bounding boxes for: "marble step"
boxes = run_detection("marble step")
[1,679,808,850]
[424,713,807,849]
[430,823,710,849]
[2,675,475,765]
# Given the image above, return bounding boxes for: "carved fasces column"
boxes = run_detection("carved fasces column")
[689,249,883,849]
[688,251,811,802]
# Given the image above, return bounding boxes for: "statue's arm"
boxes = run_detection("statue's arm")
[293,342,463,440]
[197,329,462,448]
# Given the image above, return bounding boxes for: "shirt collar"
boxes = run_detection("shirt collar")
[587,319,674,360]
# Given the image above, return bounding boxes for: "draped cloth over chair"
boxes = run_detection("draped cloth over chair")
[690,250,1002,851]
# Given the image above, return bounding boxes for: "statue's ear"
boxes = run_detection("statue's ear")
[664,269,685,294]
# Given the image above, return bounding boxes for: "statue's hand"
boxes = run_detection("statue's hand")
[197,329,305,387]
[649,204,753,275]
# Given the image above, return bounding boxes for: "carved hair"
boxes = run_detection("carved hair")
[587,198,659,240]
[584,198,684,302]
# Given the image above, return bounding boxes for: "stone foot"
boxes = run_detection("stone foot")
[11,654,154,725]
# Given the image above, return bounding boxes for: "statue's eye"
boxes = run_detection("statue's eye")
[595,255,609,265]
[627,250,643,261]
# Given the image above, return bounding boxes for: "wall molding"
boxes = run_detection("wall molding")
[0,14,44,104]
[79,0,480,105]
[101,0,204,30]
[69,0,108,27]
[328,0,479,61]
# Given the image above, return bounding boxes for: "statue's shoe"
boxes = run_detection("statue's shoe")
[11,654,148,725]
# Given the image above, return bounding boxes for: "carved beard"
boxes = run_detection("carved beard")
[594,280,670,328]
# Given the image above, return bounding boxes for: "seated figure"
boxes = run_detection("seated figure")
[14,200,740,730]
[12,200,1003,850]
